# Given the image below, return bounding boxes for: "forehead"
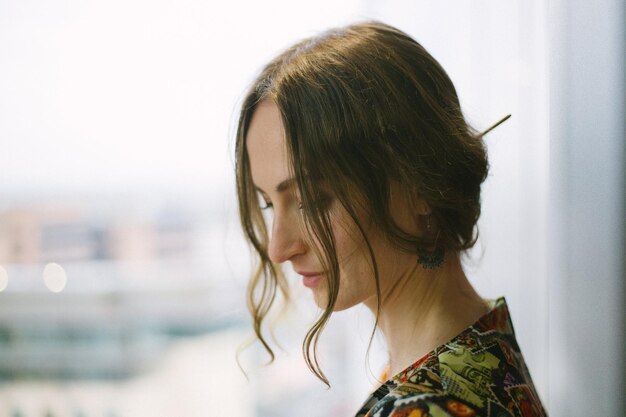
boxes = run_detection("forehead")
[246,100,284,149]
[246,100,290,193]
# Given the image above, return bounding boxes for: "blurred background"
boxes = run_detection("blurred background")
[0,0,623,416]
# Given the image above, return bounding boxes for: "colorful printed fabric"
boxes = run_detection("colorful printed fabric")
[354,297,547,417]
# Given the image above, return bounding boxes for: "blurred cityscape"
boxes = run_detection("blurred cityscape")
[0,202,194,265]
[0,197,374,417]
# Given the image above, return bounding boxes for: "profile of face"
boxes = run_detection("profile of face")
[246,100,425,311]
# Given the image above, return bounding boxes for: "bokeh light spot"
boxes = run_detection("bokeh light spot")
[43,263,67,293]
[0,265,7,291]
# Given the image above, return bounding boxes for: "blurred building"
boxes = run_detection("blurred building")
[0,204,193,265]
[0,202,245,380]
[0,259,245,381]
[0,206,92,264]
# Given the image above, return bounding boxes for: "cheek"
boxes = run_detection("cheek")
[334,225,379,295]
[306,203,378,282]
[329,208,367,262]
[336,224,388,278]
[302,207,362,265]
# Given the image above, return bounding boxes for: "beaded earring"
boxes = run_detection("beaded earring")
[417,247,445,269]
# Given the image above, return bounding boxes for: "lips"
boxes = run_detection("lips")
[296,271,324,288]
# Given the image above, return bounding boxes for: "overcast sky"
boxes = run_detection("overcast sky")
[0,0,521,201]
[0,0,362,196]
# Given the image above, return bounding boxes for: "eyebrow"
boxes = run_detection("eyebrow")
[254,177,297,195]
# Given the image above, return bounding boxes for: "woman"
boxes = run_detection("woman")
[235,21,547,417]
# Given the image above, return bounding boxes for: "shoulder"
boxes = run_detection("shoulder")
[358,298,547,417]
[363,391,487,417]
[362,353,491,417]
[364,344,544,417]
[365,381,544,417]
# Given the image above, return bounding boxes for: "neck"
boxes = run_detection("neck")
[363,251,490,380]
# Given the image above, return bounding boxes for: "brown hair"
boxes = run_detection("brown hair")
[235,21,489,385]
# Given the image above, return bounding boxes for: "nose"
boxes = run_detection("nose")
[267,209,306,264]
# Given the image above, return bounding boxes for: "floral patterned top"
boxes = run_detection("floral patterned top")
[354,297,547,417]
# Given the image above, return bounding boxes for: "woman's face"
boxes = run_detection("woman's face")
[246,100,419,311]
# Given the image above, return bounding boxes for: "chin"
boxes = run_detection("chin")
[312,289,360,312]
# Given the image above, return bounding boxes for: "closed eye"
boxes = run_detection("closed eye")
[257,191,331,212]
[256,192,273,210]
[260,201,303,211]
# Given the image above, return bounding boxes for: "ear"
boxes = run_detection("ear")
[388,181,432,232]
[415,197,431,216]
[389,181,431,215]
[408,188,432,217]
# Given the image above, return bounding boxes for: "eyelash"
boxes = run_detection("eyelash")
[260,196,331,211]
[260,201,303,211]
